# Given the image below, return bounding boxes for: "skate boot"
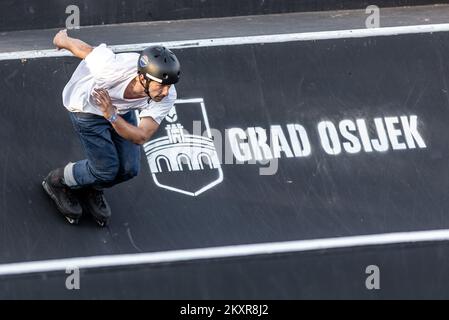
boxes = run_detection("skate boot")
[42,168,83,224]
[80,187,111,227]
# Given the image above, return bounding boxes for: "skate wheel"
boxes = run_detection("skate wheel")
[96,220,108,227]
[66,217,79,225]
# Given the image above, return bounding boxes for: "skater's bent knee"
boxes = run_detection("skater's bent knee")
[91,167,119,183]
[127,166,139,178]
[119,166,139,182]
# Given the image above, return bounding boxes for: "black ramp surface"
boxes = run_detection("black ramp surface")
[1,33,449,265]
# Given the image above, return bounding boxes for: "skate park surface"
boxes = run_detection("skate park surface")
[2,3,449,299]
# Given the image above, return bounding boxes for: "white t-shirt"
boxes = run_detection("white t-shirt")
[62,43,177,124]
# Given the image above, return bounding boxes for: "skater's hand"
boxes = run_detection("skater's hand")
[53,29,69,50]
[93,88,116,119]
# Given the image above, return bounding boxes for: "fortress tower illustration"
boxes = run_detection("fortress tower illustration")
[144,122,221,173]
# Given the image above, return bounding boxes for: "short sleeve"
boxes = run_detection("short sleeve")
[138,86,177,125]
[84,43,125,88]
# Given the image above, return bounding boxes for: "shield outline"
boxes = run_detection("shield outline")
[143,98,223,196]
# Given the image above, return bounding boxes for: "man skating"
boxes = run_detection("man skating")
[42,30,181,226]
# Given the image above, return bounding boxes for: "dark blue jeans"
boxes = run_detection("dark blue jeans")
[65,111,141,189]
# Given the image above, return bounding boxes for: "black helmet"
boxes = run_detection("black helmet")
[137,46,181,85]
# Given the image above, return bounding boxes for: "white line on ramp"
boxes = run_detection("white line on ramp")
[1,23,449,61]
[1,229,449,276]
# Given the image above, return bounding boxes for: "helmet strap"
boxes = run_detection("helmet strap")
[138,74,152,101]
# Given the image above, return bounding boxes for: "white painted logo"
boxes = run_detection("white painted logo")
[142,98,427,188]
[143,98,223,196]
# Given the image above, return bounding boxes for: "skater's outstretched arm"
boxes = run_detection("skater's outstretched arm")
[53,29,93,59]
[111,116,159,145]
